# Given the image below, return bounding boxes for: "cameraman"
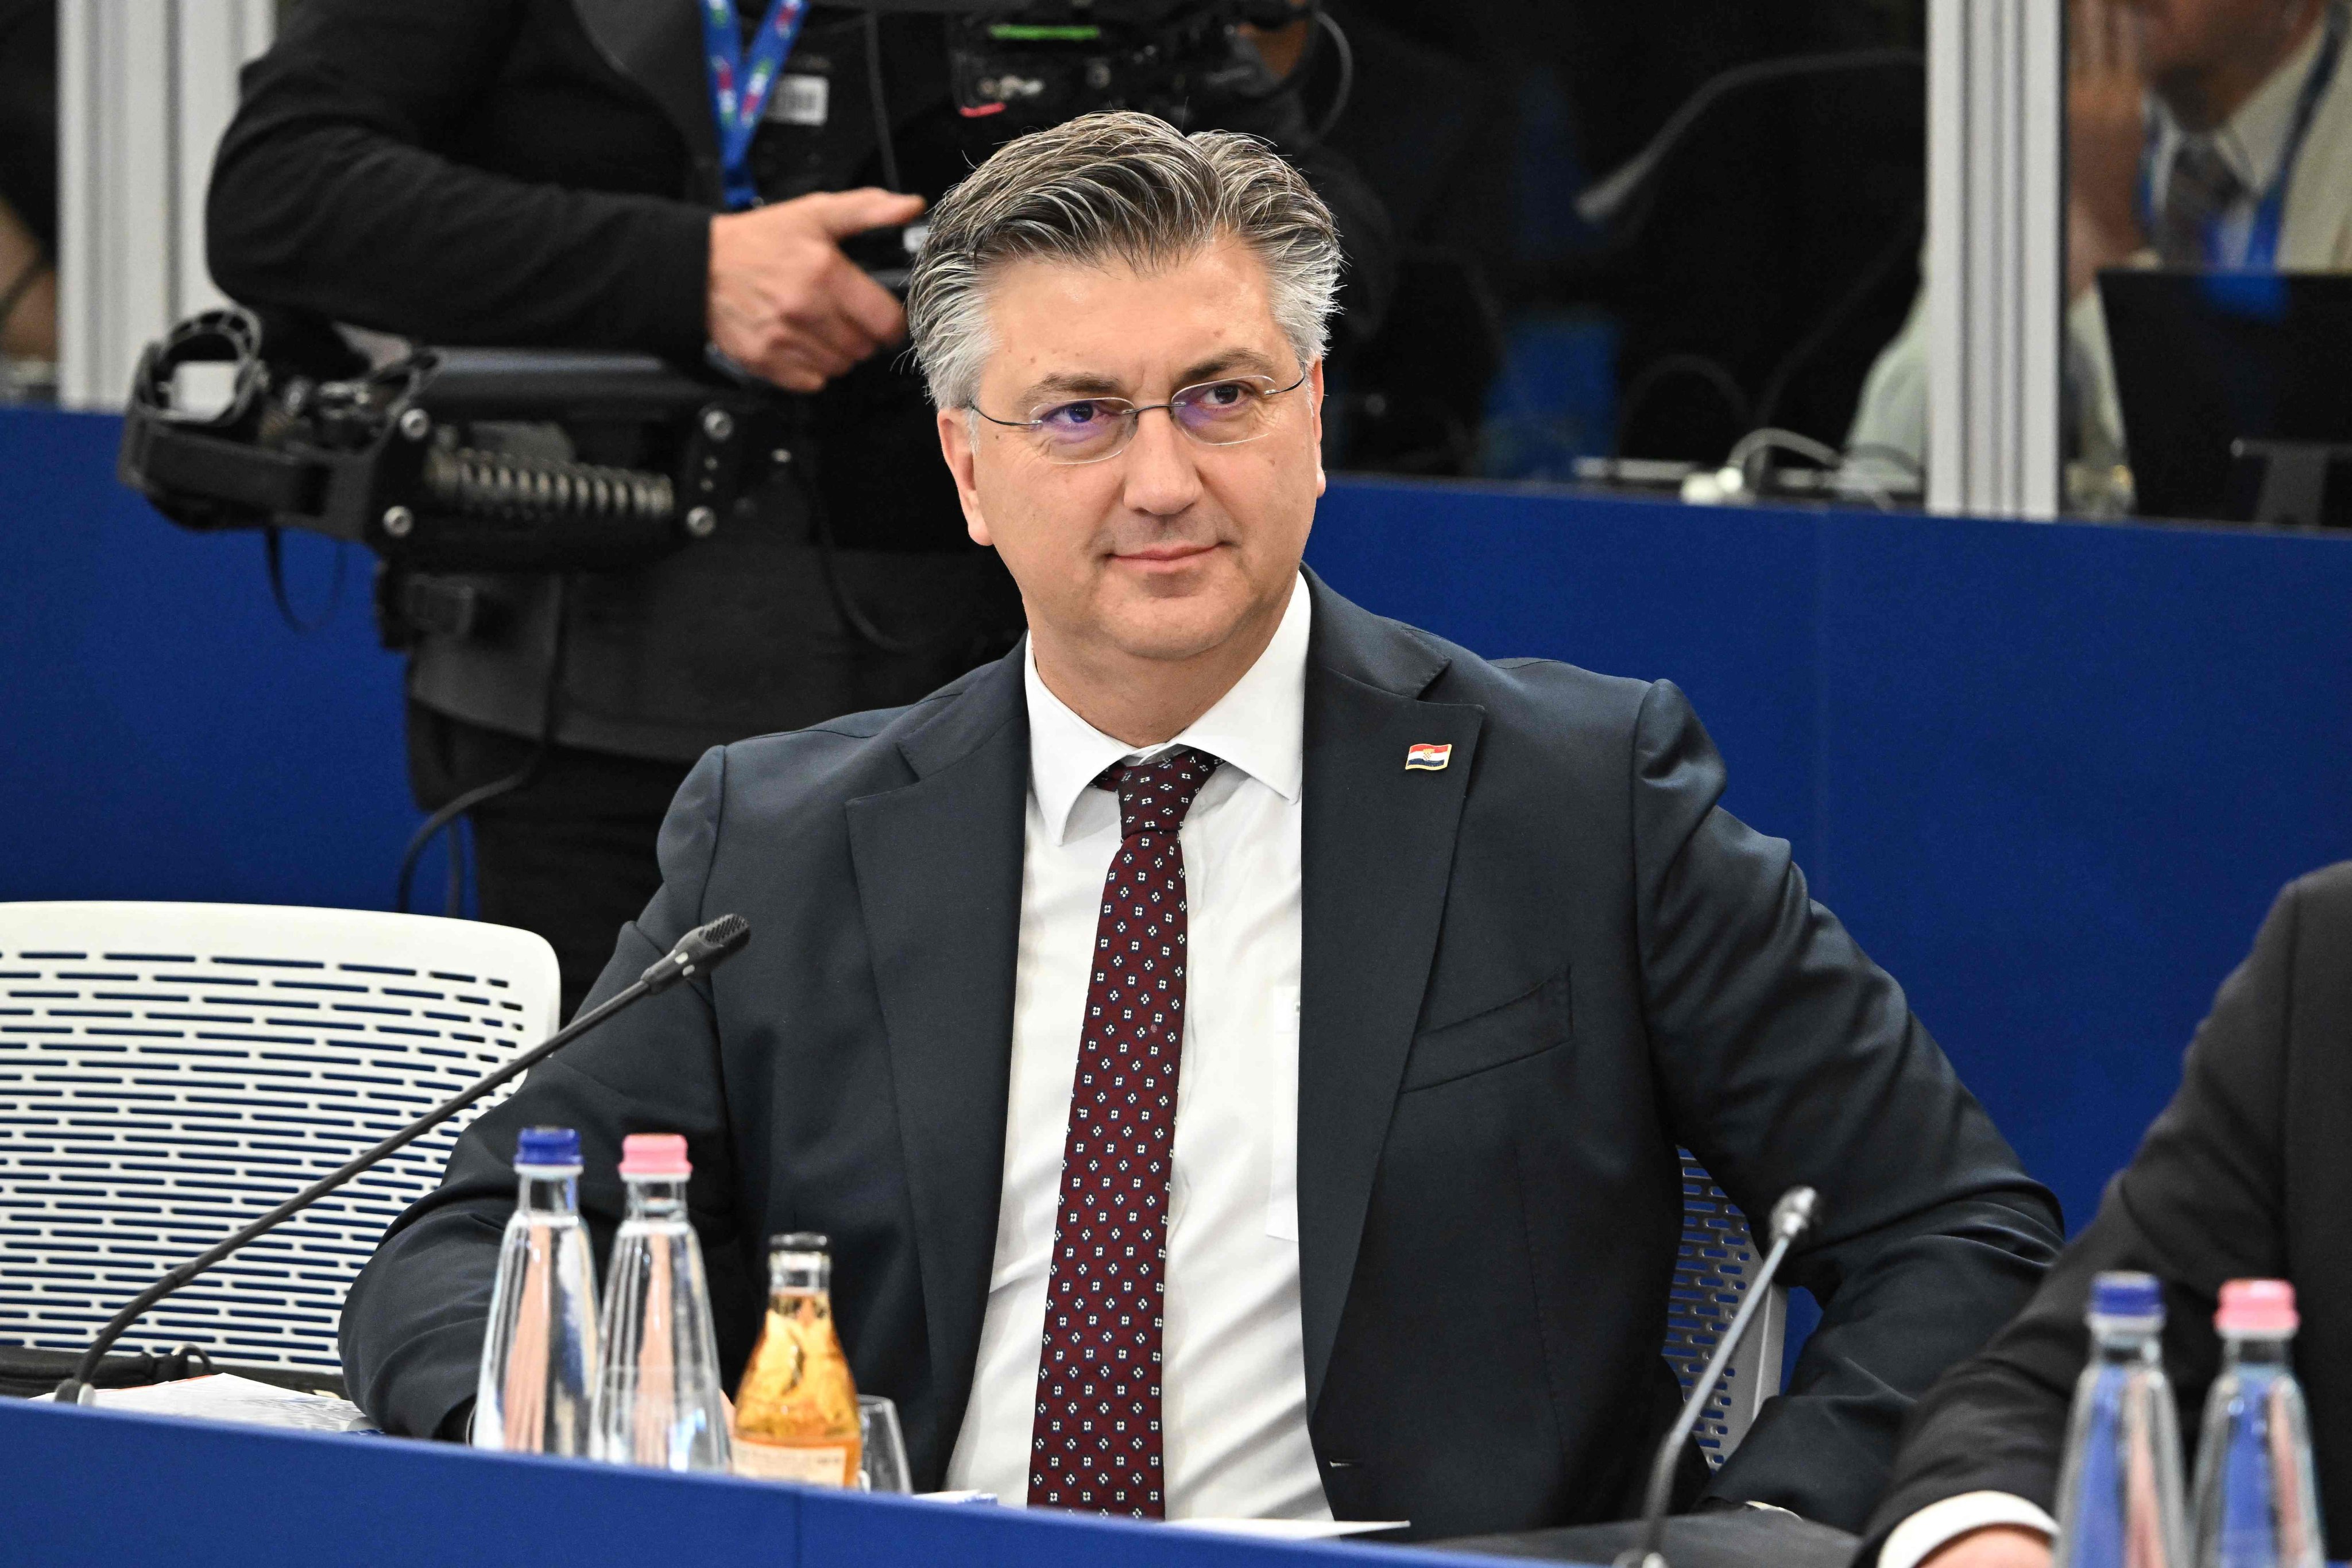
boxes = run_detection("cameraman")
[207,0,1388,1014]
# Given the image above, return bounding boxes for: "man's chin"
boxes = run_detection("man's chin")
[1092,594,1258,665]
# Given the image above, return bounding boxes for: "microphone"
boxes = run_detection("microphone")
[51,915,753,1407]
[1574,50,1922,228]
[1616,1185,1822,1568]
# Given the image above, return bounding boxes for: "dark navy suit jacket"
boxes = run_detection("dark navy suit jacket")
[342,572,2061,1538]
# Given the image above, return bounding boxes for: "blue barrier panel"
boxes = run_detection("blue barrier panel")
[0,408,415,912]
[0,1399,1514,1567]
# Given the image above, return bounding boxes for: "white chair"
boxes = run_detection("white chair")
[1665,1152,1789,1465]
[0,902,558,1376]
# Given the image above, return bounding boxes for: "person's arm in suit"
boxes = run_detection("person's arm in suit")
[1858,869,2323,1568]
[206,0,711,358]
[1626,680,2067,1531]
[338,748,751,1438]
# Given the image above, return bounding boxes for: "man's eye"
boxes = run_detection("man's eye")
[1042,401,1108,430]
[1187,381,1255,412]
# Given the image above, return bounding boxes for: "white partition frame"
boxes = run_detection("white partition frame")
[1926,0,2065,518]
[56,0,275,409]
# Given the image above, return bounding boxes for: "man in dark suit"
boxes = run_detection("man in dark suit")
[341,111,2059,1539]
[1864,861,2352,1568]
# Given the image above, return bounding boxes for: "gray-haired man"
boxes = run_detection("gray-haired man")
[343,111,2060,1540]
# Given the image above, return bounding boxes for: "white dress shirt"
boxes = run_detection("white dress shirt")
[942,573,1332,1521]
[1877,1491,2057,1568]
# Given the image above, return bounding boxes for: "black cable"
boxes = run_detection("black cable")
[1614,353,1751,457]
[864,9,903,193]
[1309,8,1355,144]
[1750,201,1924,433]
[1576,48,1926,231]
[261,529,347,634]
[393,578,570,916]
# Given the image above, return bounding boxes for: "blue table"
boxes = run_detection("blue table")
[0,1397,1542,1567]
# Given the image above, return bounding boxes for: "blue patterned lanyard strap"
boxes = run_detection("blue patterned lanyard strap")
[699,0,814,210]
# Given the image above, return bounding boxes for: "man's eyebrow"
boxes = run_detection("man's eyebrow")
[1007,347,1290,411]
[1174,347,1285,385]
[1011,371,1128,408]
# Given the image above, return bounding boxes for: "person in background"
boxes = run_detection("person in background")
[207,0,1389,1017]
[1865,862,2352,1567]
[0,0,57,390]
[1847,0,2352,491]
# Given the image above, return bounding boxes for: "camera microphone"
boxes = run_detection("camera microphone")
[51,915,755,1407]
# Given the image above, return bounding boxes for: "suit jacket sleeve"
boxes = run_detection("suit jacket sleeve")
[1858,870,2310,1558]
[1626,680,2065,1531]
[339,746,751,1437]
[206,0,710,359]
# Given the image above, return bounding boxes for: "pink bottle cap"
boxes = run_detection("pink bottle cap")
[2216,1278,2298,1335]
[617,1132,691,1179]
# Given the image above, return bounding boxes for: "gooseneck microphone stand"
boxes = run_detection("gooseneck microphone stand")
[52,914,752,1407]
[1615,1185,1823,1568]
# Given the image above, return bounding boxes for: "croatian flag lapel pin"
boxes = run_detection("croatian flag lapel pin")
[1405,742,1452,772]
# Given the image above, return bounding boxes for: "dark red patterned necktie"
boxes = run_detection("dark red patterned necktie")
[1028,746,1220,1517]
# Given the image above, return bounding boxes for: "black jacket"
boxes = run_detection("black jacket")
[342,573,2059,1538]
[207,0,1391,761]
[1863,863,2352,1561]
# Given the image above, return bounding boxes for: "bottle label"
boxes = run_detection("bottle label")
[733,1438,855,1487]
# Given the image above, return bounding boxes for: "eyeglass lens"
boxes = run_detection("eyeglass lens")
[1026,376,1292,463]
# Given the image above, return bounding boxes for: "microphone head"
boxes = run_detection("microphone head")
[1769,1185,1821,1244]
[675,912,751,970]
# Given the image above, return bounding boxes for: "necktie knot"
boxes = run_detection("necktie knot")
[2158,139,2249,265]
[1094,748,1221,839]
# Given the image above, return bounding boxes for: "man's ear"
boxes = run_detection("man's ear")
[937,406,993,547]
[1309,359,1327,499]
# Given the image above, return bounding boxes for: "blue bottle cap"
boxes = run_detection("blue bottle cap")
[515,1125,581,1167]
[2091,1271,2163,1320]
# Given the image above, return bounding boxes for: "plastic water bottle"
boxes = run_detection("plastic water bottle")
[473,1125,601,1455]
[2053,1271,2188,1568]
[2190,1279,2323,1568]
[591,1133,732,1471]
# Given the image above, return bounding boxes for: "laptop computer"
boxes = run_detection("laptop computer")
[2099,268,2352,526]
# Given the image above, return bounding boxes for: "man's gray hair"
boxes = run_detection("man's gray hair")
[905,110,1343,411]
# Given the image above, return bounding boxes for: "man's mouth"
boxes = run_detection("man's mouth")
[1112,541,1220,567]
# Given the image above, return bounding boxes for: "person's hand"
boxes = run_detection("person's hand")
[1921,1524,2055,1568]
[2068,0,2149,298]
[707,187,926,392]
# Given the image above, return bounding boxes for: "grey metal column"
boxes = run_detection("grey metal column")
[56,0,274,409]
[1927,0,2064,517]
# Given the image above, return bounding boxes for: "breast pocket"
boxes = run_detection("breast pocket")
[1399,971,1570,1093]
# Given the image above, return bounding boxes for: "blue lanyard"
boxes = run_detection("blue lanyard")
[2138,1,2345,269]
[698,0,813,210]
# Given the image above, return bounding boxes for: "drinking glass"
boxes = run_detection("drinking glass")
[857,1395,911,1493]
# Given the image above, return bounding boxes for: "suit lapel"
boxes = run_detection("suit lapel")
[1295,577,1484,1413]
[570,0,722,192]
[845,656,1028,1471]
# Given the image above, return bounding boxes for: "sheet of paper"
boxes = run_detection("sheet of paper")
[1166,1518,1410,1539]
[40,1373,378,1433]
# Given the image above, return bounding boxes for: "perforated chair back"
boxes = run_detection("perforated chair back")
[0,902,558,1372]
[1665,1152,1788,1465]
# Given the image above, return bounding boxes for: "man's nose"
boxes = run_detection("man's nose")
[1119,405,1205,517]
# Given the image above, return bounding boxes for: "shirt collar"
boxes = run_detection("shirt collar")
[2155,17,2330,197]
[1024,572,1310,846]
